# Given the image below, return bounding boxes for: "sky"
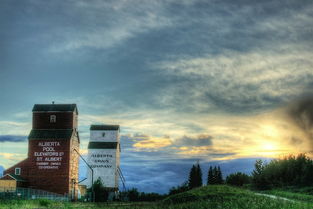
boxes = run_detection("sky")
[1,0,313,193]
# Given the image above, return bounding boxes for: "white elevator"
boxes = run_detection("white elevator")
[86,125,120,190]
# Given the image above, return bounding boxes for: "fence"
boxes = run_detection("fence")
[0,187,69,201]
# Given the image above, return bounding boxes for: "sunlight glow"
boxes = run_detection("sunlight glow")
[262,125,280,138]
[262,142,276,151]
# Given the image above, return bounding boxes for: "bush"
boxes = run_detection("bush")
[169,181,189,195]
[226,172,251,187]
[38,199,51,207]
[163,192,200,204]
[127,188,140,201]
[121,188,166,202]
[88,178,109,202]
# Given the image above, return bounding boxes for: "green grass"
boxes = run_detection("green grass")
[262,189,313,202]
[278,186,313,195]
[1,186,313,208]
[163,185,313,209]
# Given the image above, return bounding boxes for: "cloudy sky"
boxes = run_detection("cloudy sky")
[1,0,313,193]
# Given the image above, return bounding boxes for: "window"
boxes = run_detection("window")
[50,115,56,123]
[102,132,106,137]
[15,168,21,175]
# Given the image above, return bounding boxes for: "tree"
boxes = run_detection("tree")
[90,178,109,202]
[169,181,189,195]
[188,165,197,189]
[127,188,140,201]
[207,166,213,185]
[251,154,313,190]
[226,172,251,187]
[196,163,203,187]
[188,162,203,189]
[217,166,223,184]
[212,166,218,184]
[121,189,165,202]
[207,166,223,185]
[252,159,270,190]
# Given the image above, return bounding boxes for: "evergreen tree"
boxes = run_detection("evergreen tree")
[252,159,269,190]
[196,163,203,187]
[217,166,223,184]
[188,165,197,189]
[207,166,223,185]
[207,166,213,185]
[212,166,218,184]
[188,163,203,189]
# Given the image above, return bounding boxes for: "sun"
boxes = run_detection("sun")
[262,142,276,151]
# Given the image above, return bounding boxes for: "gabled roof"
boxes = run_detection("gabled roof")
[90,125,120,131]
[9,174,27,182]
[28,129,73,140]
[32,104,78,114]
[1,174,27,182]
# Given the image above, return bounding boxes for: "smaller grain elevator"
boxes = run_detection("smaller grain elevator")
[86,125,120,191]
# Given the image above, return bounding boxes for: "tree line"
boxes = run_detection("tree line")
[169,162,224,195]
[252,153,313,190]
[90,153,313,201]
[88,179,166,202]
[170,153,313,195]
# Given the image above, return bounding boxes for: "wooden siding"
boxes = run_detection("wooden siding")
[32,112,74,129]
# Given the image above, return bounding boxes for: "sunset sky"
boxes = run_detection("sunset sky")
[1,0,313,193]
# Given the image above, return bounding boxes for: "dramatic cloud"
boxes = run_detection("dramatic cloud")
[0,152,26,169]
[0,121,30,136]
[22,0,175,53]
[287,97,313,151]
[174,135,213,147]
[156,47,313,113]
[0,135,27,143]
[1,0,313,193]
[133,136,172,149]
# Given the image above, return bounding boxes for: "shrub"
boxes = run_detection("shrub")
[127,188,140,201]
[88,178,109,202]
[38,199,51,207]
[163,192,200,204]
[169,181,189,195]
[226,172,251,187]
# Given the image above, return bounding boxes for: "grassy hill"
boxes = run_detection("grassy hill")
[1,185,313,208]
[162,185,313,209]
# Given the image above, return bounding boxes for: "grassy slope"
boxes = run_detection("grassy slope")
[163,185,313,209]
[262,189,313,202]
[1,186,313,209]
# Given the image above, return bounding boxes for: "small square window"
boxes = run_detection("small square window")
[50,115,56,123]
[15,168,21,175]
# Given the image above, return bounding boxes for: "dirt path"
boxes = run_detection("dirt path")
[255,193,295,202]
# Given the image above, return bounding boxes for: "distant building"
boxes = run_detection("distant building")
[86,125,120,192]
[0,174,27,191]
[1,103,80,198]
